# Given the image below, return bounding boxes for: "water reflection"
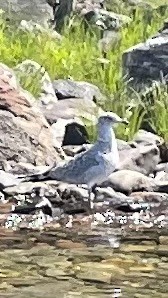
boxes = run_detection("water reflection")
[0,221,168,298]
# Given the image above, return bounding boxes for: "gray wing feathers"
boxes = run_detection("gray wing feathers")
[49,147,100,184]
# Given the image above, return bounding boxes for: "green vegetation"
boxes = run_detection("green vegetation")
[0,7,168,141]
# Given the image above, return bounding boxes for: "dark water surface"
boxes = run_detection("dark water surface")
[0,212,168,298]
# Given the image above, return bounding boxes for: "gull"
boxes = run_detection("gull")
[48,112,128,210]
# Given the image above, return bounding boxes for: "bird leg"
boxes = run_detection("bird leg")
[88,185,97,213]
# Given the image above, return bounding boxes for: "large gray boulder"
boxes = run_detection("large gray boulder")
[0,0,53,23]
[52,79,106,103]
[122,20,168,90]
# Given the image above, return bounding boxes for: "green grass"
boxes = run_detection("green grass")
[0,7,167,141]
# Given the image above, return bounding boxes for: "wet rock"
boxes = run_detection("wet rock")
[100,170,156,194]
[74,261,125,283]
[159,236,168,245]
[119,144,160,175]
[52,79,106,103]
[120,243,157,253]
[15,60,58,105]
[122,22,168,90]
[0,63,62,169]
[56,239,87,249]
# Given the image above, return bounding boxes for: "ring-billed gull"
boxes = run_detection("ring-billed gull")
[49,112,128,210]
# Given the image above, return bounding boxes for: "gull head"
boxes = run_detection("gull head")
[98,112,128,126]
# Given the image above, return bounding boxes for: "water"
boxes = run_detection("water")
[0,219,168,298]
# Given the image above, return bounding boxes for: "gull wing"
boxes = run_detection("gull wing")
[49,145,102,184]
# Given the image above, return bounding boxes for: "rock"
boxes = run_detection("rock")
[51,118,89,146]
[0,171,24,190]
[8,163,54,177]
[0,63,62,170]
[3,178,89,213]
[119,144,160,175]
[94,186,147,212]
[12,196,58,217]
[100,170,156,194]
[160,142,168,163]
[52,79,106,103]
[62,121,89,146]
[41,97,103,146]
[18,20,62,40]
[42,97,102,123]
[122,22,168,90]
[155,163,168,174]
[14,60,58,105]
[95,186,130,205]
[131,130,164,147]
[96,9,131,28]
[117,139,131,151]
[75,261,125,283]
[0,0,53,24]
[62,144,89,157]
[47,0,74,33]
[159,236,168,245]
[155,171,168,182]
[130,191,168,205]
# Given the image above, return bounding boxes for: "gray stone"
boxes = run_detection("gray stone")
[155,163,168,174]
[131,130,164,147]
[52,79,106,103]
[130,191,168,205]
[18,20,62,40]
[119,144,160,175]
[122,23,168,90]
[155,170,168,182]
[14,60,58,105]
[0,0,53,24]
[8,163,54,177]
[100,170,156,194]
[41,97,103,146]
[51,118,89,146]
[62,144,89,157]
[42,97,103,123]
[0,170,24,189]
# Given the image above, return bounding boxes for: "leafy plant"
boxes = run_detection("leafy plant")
[0,6,167,141]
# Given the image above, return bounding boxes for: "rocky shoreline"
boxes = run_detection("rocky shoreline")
[0,0,167,233]
[0,60,167,231]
